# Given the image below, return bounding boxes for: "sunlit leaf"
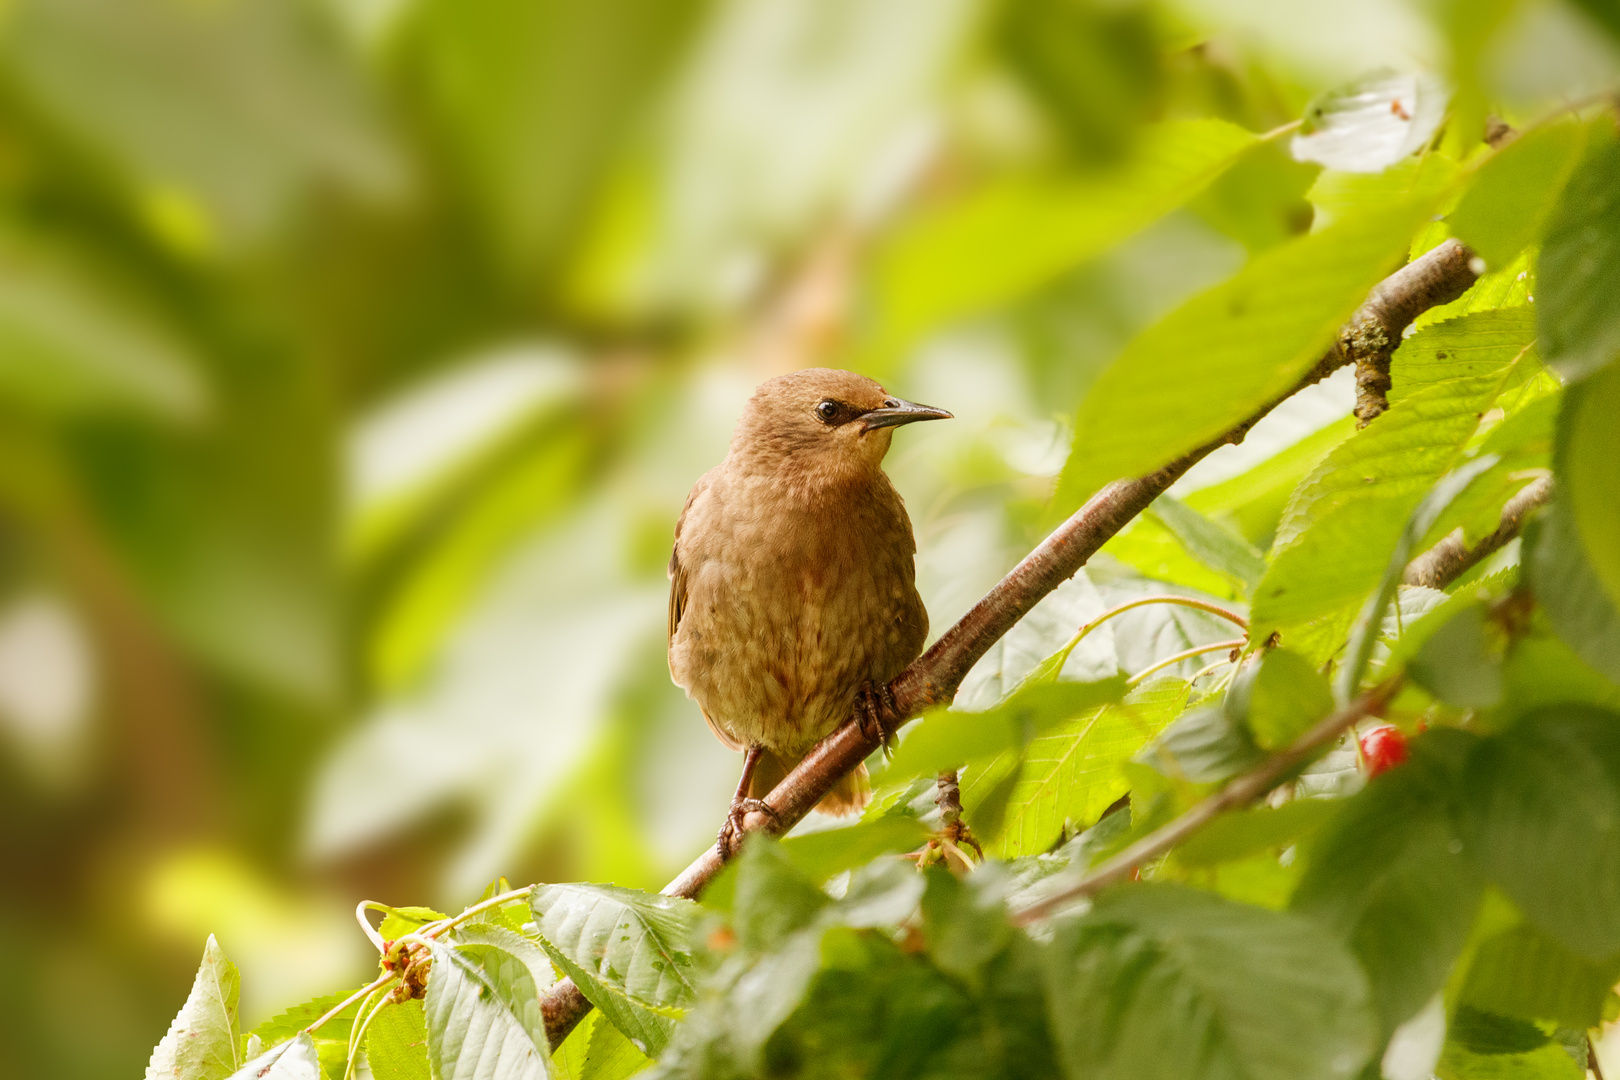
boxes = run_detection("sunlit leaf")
[1044,884,1376,1080]
[366,998,431,1080]
[1054,198,1437,516]
[226,1034,321,1080]
[866,119,1256,361]
[1234,647,1334,751]
[1146,495,1267,593]
[1460,922,1620,1028]
[1529,500,1620,684]
[146,935,240,1080]
[1559,362,1620,613]
[424,941,552,1080]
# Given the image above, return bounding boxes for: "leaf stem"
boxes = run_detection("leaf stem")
[1125,638,1246,687]
[301,972,397,1037]
[355,901,389,953]
[419,887,533,941]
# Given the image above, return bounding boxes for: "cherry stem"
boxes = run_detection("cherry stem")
[1125,638,1246,688]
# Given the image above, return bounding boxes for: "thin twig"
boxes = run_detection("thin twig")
[535,222,1483,1048]
[419,887,532,941]
[301,972,397,1037]
[1010,677,1402,924]
[1125,639,1245,687]
[1403,476,1552,589]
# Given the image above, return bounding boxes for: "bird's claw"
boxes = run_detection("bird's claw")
[717,796,781,855]
[857,680,901,755]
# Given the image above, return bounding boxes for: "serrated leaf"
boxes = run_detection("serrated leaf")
[377,906,449,942]
[365,999,430,1080]
[1044,884,1375,1080]
[888,677,1128,782]
[1462,704,1620,958]
[247,990,358,1052]
[424,941,552,1080]
[227,1034,322,1080]
[865,118,1256,360]
[1253,314,1529,636]
[529,885,699,1057]
[1174,797,1339,867]
[1437,1037,1583,1080]
[1138,699,1264,785]
[1460,923,1620,1028]
[579,1016,650,1080]
[1292,731,1485,1038]
[1537,124,1620,379]
[1529,499,1620,684]
[1387,308,1539,406]
[1450,120,1589,267]
[1448,1006,1550,1055]
[1054,198,1437,516]
[1560,361,1620,613]
[1291,69,1448,173]
[147,934,240,1080]
[1183,416,1357,549]
[990,676,1188,857]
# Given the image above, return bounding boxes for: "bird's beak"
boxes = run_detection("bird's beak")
[860,397,954,431]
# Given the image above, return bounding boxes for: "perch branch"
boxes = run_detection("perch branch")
[1403,475,1551,589]
[536,227,1482,1048]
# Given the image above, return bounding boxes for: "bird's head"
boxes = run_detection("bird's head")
[730,368,952,482]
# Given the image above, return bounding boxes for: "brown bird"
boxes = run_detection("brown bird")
[667,368,951,844]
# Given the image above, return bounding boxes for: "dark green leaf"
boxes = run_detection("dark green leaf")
[1043,884,1375,1080]
[778,816,929,885]
[1236,647,1335,750]
[727,837,831,953]
[1448,1007,1549,1055]
[424,941,551,1079]
[146,934,240,1080]
[1528,499,1620,684]
[1537,125,1620,379]
[1147,495,1268,592]
[1292,730,1485,1038]
[920,866,1014,984]
[1138,703,1264,784]
[1462,705,1620,958]
[1054,197,1437,515]
[1461,923,1620,1028]
[1175,797,1339,867]
[1408,600,1503,707]
[1559,360,1620,610]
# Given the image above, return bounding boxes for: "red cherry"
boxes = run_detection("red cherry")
[1359,725,1408,777]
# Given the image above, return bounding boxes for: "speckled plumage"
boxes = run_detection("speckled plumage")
[668,369,937,816]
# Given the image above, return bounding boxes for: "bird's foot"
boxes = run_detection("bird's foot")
[856,680,901,755]
[717,797,781,855]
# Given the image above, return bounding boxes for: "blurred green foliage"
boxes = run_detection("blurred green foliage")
[0,0,1617,1077]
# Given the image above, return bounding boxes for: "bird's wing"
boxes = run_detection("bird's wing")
[668,475,741,751]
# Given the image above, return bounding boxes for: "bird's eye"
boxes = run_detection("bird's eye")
[815,400,840,423]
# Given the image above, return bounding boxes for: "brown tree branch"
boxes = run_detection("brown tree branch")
[1403,475,1552,589]
[1352,238,1479,427]
[537,233,1482,1048]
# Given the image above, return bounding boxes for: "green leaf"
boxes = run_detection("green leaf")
[777,815,929,884]
[1460,923,1620,1028]
[247,990,358,1050]
[146,934,240,1080]
[1437,1036,1584,1080]
[1450,120,1589,267]
[1174,797,1339,867]
[1307,154,1461,234]
[1043,884,1375,1080]
[579,1018,651,1080]
[1462,704,1620,958]
[990,676,1188,857]
[1146,495,1268,592]
[920,866,1015,984]
[1054,198,1437,516]
[1138,701,1264,785]
[227,1034,322,1080]
[887,678,1128,781]
[865,119,1256,361]
[1291,69,1448,173]
[1252,323,1522,640]
[0,258,207,423]
[424,940,552,1080]
[1449,1006,1550,1055]
[1183,416,1357,549]
[377,906,449,942]
[1528,498,1620,684]
[528,884,700,1056]
[365,999,430,1080]
[1560,361,1620,613]
[1387,308,1539,405]
[1408,600,1503,707]
[405,0,704,277]
[1538,124,1620,379]
[0,0,403,246]
[1292,730,1485,1038]
[726,837,831,950]
[1236,647,1335,751]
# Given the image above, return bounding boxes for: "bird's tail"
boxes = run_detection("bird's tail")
[748,752,871,817]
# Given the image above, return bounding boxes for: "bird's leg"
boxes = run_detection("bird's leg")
[856,679,901,754]
[717,745,781,854]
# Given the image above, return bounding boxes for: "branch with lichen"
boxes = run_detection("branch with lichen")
[536,232,1484,1047]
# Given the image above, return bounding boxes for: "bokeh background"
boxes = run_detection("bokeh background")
[0,0,1614,1074]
